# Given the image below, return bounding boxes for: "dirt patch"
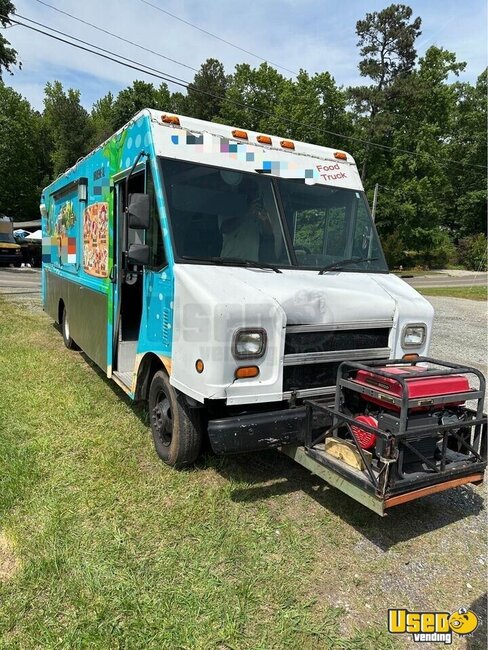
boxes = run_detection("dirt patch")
[0,531,19,581]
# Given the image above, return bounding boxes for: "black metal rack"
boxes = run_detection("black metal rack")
[301,357,487,499]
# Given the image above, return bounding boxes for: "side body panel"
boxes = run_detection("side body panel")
[42,111,176,387]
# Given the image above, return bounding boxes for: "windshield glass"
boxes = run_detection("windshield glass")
[0,232,16,244]
[277,179,387,271]
[160,158,290,265]
[160,158,388,272]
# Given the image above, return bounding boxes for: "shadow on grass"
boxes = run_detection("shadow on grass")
[68,336,484,553]
[209,449,484,551]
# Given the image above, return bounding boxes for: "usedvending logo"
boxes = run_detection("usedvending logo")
[388,607,479,644]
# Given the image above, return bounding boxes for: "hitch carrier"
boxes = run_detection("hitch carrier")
[281,357,487,516]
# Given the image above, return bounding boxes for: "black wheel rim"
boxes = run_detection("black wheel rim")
[152,389,173,447]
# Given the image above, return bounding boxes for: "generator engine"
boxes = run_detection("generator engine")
[343,364,477,478]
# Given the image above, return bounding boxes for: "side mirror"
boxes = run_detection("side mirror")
[128,193,150,229]
[128,243,150,266]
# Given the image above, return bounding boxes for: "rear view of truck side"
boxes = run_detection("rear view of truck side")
[41,109,487,515]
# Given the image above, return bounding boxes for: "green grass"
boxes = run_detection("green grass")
[0,297,396,650]
[417,285,487,301]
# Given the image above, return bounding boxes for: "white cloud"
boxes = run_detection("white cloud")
[4,0,486,111]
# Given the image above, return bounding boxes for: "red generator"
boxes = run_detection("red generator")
[301,357,487,510]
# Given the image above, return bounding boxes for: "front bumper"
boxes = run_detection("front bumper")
[208,406,308,454]
[0,251,21,264]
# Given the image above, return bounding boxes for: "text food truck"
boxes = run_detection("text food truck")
[41,110,487,515]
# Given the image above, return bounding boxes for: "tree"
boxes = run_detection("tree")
[349,4,422,180]
[0,1,18,79]
[271,70,351,148]
[370,47,466,266]
[43,81,94,176]
[186,58,228,121]
[356,3,421,86]
[169,91,188,115]
[90,91,115,148]
[446,70,487,236]
[0,84,42,218]
[219,63,288,131]
[111,80,171,131]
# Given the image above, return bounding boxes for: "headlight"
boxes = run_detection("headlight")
[402,323,426,347]
[232,328,267,359]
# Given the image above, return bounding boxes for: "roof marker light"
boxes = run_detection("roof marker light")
[232,129,248,140]
[257,135,272,145]
[334,151,347,160]
[280,140,295,150]
[161,114,180,125]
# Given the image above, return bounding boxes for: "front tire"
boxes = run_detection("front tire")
[61,305,80,350]
[149,370,202,467]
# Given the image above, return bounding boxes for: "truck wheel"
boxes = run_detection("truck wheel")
[149,370,202,468]
[61,305,80,351]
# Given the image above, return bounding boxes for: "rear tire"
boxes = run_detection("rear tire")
[61,305,80,351]
[148,370,202,468]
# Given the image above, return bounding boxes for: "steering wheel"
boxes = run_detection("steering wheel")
[294,245,311,255]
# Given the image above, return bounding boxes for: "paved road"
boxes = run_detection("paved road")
[404,273,487,288]
[0,267,41,295]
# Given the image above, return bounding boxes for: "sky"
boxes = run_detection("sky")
[2,0,487,111]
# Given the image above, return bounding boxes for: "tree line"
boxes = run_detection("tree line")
[0,2,486,269]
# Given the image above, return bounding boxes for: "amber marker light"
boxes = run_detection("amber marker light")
[334,151,347,160]
[280,140,295,150]
[257,135,272,144]
[402,353,420,362]
[161,114,180,125]
[235,366,259,379]
[195,359,204,373]
[232,129,248,139]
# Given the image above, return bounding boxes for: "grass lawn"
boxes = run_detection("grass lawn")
[417,285,487,301]
[0,297,395,650]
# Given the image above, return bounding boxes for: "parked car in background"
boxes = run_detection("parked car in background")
[14,229,42,267]
[0,215,22,266]
[13,228,31,239]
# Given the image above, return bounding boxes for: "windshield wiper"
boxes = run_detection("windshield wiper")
[180,255,282,273]
[318,257,379,275]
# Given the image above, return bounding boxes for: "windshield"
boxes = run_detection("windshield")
[277,179,387,272]
[160,158,388,272]
[0,232,16,244]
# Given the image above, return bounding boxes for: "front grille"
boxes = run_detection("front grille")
[284,328,389,354]
[283,327,390,393]
[284,361,343,391]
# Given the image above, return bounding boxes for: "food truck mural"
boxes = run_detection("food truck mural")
[83,202,108,277]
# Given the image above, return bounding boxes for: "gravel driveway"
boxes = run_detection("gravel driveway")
[428,296,487,374]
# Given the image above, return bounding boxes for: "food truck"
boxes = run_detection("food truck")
[41,110,487,515]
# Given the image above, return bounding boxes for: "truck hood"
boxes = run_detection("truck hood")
[171,264,434,405]
[178,265,399,325]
